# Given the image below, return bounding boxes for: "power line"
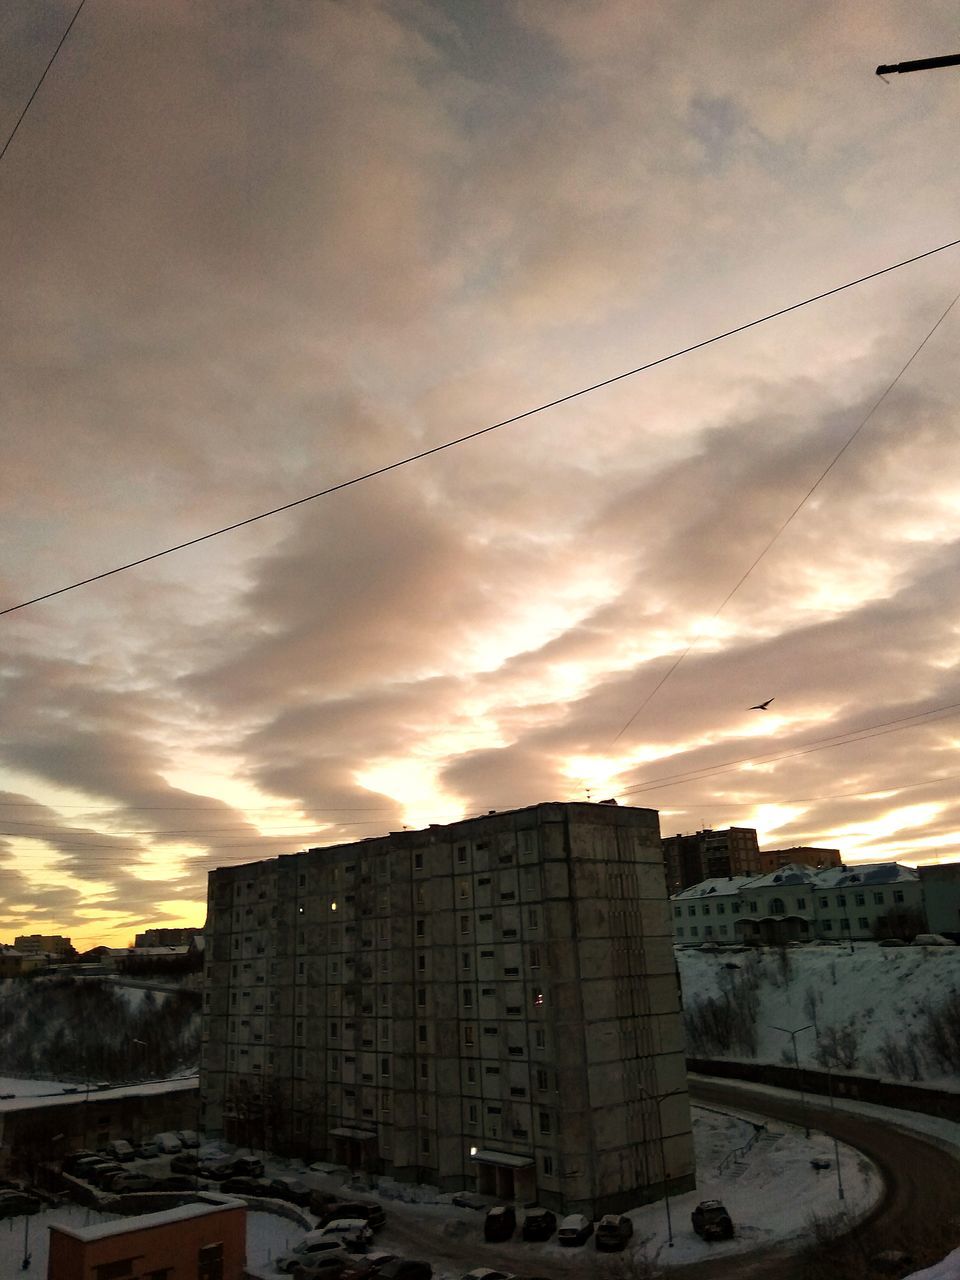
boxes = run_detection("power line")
[617,701,960,798]
[4,235,960,619]
[0,0,88,168]
[612,287,960,742]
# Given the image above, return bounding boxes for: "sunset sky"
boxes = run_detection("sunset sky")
[3,1,960,948]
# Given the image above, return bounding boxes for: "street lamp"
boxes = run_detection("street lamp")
[639,1087,686,1249]
[825,1067,845,1202]
[771,1023,813,1137]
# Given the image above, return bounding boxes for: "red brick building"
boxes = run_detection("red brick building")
[47,1197,245,1280]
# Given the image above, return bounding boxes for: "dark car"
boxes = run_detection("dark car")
[62,1151,98,1176]
[316,1201,386,1232]
[521,1207,556,1241]
[170,1153,199,1175]
[88,1162,124,1187]
[104,1173,158,1194]
[595,1214,634,1251]
[199,1156,265,1181]
[483,1205,515,1242]
[0,1192,41,1218]
[151,1175,197,1191]
[376,1263,432,1280]
[557,1213,593,1246]
[221,1177,276,1197]
[268,1179,312,1207]
[691,1200,734,1241]
[291,1261,350,1280]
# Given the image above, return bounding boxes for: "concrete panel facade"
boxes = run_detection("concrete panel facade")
[200,802,695,1217]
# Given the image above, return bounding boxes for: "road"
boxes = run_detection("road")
[382,1078,960,1280]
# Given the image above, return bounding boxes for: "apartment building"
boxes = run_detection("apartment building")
[756,846,842,875]
[201,801,695,1217]
[661,827,761,893]
[671,862,923,945]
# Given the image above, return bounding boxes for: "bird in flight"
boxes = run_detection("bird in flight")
[749,698,775,711]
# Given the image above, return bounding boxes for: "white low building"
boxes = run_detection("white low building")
[672,862,922,945]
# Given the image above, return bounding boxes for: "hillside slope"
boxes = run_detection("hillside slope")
[677,941,960,1089]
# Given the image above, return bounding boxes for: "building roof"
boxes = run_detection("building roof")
[744,864,824,890]
[815,863,918,888]
[51,1193,243,1241]
[672,876,757,900]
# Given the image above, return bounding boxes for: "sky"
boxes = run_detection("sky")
[3,1,960,947]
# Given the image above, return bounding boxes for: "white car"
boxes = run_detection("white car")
[275,1235,348,1274]
[321,1219,374,1247]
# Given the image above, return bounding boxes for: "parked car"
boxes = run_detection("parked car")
[153,1132,182,1154]
[291,1262,350,1280]
[105,1140,135,1163]
[201,1155,264,1181]
[0,1192,41,1218]
[267,1178,312,1206]
[62,1151,98,1176]
[691,1200,734,1241]
[461,1270,513,1280]
[483,1205,515,1242]
[88,1162,124,1187]
[221,1177,276,1198]
[276,1234,349,1274]
[151,1175,197,1192]
[450,1192,486,1211]
[376,1264,432,1280]
[316,1201,385,1232]
[103,1173,158,1194]
[177,1130,200,1148]
[521,1208,556,1241]
[595,1214,634,1251]
[321,1221,374,1250]
[135,1141,160,1159]
[170,1153,199,1174]
[557,1213,594,1246]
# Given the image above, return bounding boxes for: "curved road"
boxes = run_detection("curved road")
[383,1078,960,1279]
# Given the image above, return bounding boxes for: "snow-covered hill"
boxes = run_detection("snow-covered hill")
[676,941,960,1089]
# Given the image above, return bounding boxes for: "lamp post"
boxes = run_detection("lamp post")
[825,1067,845,1202]
[639,1087,686,1249]
[771,1023,813,1137]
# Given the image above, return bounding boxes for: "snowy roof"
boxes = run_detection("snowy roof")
[672,877,757,900]
[0,1073,197,1114]
[745,864,823,890]
[51,1193,244,1241]
[816,863,918,888]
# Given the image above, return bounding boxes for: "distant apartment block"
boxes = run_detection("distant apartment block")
[135,927,204,947]
[14,934,72,957]
[201,802,695,1217]
[672,862,923,946]
[757,846,842,875]
[918,864,960,938]
[661,827,761,894]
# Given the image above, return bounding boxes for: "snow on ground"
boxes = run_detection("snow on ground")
[0,1074,198,1115]
[907,1246,960,1280]
[677,942,960,1088]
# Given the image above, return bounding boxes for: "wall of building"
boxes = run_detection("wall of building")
[201,802,695,1217]
[48,1200,245,1280]
[919,865,960,937]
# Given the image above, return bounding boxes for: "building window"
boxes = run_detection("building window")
[823,920,833,931]
[837,895,846,907]
[528,907,539,928]
[543,1155,554,1176]
[535,1028,546,1049]
[414,852,423,870]
[819,897,828,908]
[416,886,425,907]
[381,1057,390,1077]
[894,890,905,904]
[674,906,682,918]
[461,951,471,971]
[460,915,471,935]
[691,926,698,936]
[418,1024,427,1043]
[456,844,467,863]
[464,1026,475,1047]
[468,1103,478,1124]
[855,893,865,906]
[796,897,806,909]
[731,903,740,914]
[462,988,473,1009]
[687,905,696,917]
[749,902,758,914]
[459,881,469,899]
[466,1064,477,1083]
[417,953,426,972]
[529,946,541,969]
[770,897,786,915]
[858,917,869,929]
[483,1026,498,1037]
[874,892,885,905]
[420,1060,429,1080]
[538,1111,551,1135]
[421,1136,430,1155]
[415,919,425,937]
[677,927,684,938]
[417,988,426,1008]
[537,1067,549,1090]
[330,1022,338,1039]
[702,904,711,916]
[717,903,726,915]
